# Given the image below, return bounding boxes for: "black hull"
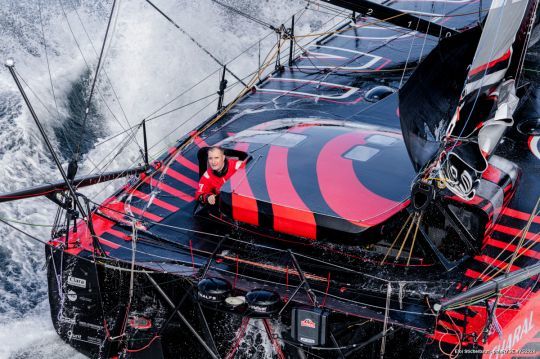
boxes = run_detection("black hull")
[47,248,431,358]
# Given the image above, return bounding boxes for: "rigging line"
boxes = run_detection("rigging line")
[146,96,218,155]
[90,200,435,286]
[83,92,202,200]
[92,89,220,152]
[398,9,423,88]
[85,151,148,200]
[406,213,422,266]
[506,197,540,274]
[467,222,540,289]
[209,0,277,31]
[143,0,248,88]
[13,70,103,180]
[0,217,174,278]
[0,216,55,228]
[68,0,141,150]
[93,122,141,148]
[312,287,436,317]
[140,37,283,180]
[72,122,138,182]
[74,0,118,162]
[57,0,122,131]
[145,92,219,122]
[79,126,139,182]
[417,0,434,61]
[292,15,416,77]
[57,0,131,168]
[141,67,223,121]
[381,213,414,264]
[37,0,74,157]
[481,219,540,280]
[294,11,408,39]
[305,5,351,19]
[139,5,304,122]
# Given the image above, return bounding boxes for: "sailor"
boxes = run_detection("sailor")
[196,146,243,205]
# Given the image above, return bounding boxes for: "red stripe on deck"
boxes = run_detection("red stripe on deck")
[487,237,540,260]
[230,143,259,226]
[502,208,540,224]
[493,224,539,242]
[98,237,121,249]
[145,177,194,202]
[474,254,521,272]
[106,228,132,241]
[266,145,317,239]
[465,268,491,281]
[189,131,208,148]
[445,311,466,321]
[175,155,199,173]
[317,131,405,227]
[98,200,128,223]
[128,204,164,222]
[129,189,179,212]
[162,167,198,189]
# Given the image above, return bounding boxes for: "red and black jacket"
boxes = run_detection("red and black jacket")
[196,158,243,204]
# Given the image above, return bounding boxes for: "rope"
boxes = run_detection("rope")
[506,197,540,274]
[67,0,143,151]
[465,200,540,288]
[210,0,278,31]
[380,283,392,358]
[74,0,118,162]
[37,0,74,157]
[144,0,247,88]
[0,216,56,227]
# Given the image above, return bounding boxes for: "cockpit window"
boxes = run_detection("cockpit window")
[232,130,306,148]
[344,145,380,162]
[366,134,397,146]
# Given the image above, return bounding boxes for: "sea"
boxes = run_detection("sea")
[0,1,538,358]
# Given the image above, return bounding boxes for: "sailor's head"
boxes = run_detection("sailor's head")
[208,146,226,172]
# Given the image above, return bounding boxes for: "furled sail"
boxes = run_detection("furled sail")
[398,27,481,173]
[441,0,538,200]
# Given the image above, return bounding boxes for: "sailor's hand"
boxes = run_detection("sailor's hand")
[208,195,216,205]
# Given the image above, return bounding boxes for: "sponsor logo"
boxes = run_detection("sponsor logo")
[249,305,268,313]
[59,315,77,325]
[488,311,535,359]
[67,290,77,302]
[198,292,218,301]
[67,276,87,288]
[300,337,315,344]
[86,336,102,345]
[78,321,103,331]
[301,318,316,329]
[67,331,82,340]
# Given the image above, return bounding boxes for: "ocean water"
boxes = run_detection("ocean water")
[0,1,339,357]
[0,1,538,358]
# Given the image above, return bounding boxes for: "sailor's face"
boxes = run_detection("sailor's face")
[208,150,225,171]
